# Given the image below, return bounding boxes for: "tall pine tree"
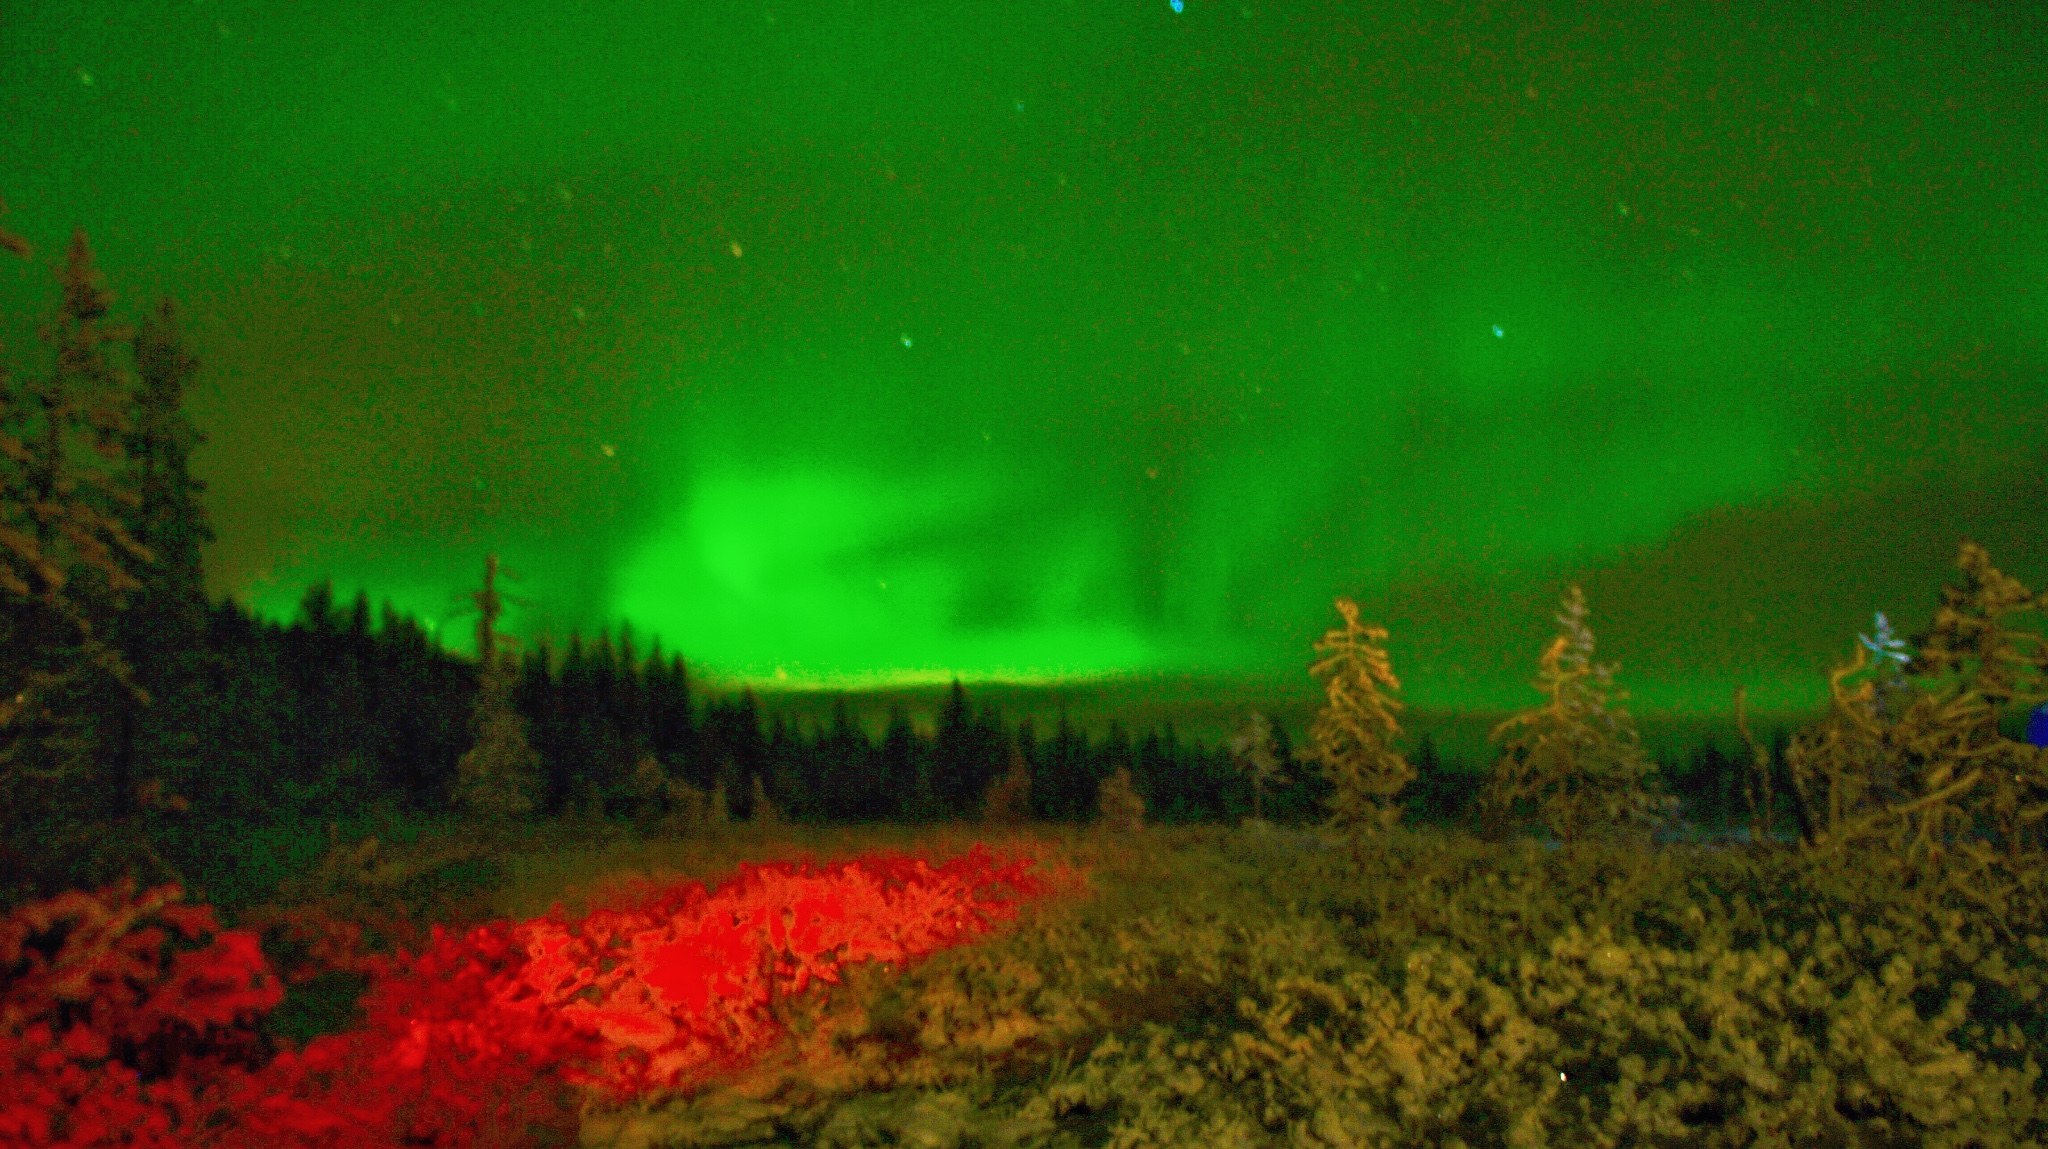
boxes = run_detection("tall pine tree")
[1479,585,1673,845]
[1300,596,1412,834]
[450,554,543,819]
[102,298,214,823]
[932,678,975,817]
[0,229,162,901]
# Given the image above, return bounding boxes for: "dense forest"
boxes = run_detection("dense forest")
[0,228,1776,915]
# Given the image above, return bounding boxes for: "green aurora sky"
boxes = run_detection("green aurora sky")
[1,0,2042,716]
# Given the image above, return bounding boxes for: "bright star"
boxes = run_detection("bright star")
[1492,325,1504,338]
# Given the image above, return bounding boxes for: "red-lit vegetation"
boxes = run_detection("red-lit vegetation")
[1,845,1082,1149]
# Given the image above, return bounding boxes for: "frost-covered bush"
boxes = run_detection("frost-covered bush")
[1775,543,2048,914]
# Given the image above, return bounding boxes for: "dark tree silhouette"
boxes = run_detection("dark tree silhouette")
[0,230,165,903]
[99,298,214,827]
[450,555,542,818]
[876,707,926,822]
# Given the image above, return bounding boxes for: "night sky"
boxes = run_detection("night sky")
[2,0,2041,716]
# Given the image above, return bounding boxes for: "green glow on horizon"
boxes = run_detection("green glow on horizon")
[612,466,1195,687]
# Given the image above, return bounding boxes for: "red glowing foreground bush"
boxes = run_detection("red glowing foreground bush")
[1,843,1082,1149]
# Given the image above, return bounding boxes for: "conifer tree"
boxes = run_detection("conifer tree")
[0,229,189,904]
[448,554,542,819]
[981,729,1034,825]
[1228,710,1290,826]
[877,707,922,821]
[631,751,710,834]
[646,648,693,785]
[0,231,158,824]
[933,677,974,816]
[1042,713,1087,821]
[1767,543,2048,904]
[367,599,436,803]
[1300,596,1412,833]
[707,764,732,825]
[968,699,1007,815]
[763,711,798,820]
[1480,585,1673,845]
[616,621,649,762]
[1098,720,1132,791]
[100,299,214,815]
[748,773,781,827]
[554,632,592,812]
[1096,766,1145,834]
[817,696,868,822]
[590,627,620,747]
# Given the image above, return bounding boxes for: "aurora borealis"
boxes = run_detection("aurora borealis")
[1,0,2040,716]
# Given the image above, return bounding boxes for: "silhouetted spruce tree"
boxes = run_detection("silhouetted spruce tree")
[555,633,594,814]
[343,591,383,780]
[724,688,768,817]
[339,590,379,786]
[98,298,214,833]
[1040,713,1089,822]
[1013,716,1041,819]
[784,717,826,825]
[0,233,155,782]
[1138,726,1204,823]
[1196,741,1236,822]
[524,630,573,811]
[1401,730,1467,824]
[932,678,975,817]
[615,622,651,766]
[514,634,558,798]
[581,627,634,814]
[0,230,172,903]
[149,600,297,902]
[1679,736,1737,826]
[1269,721,1323,824]
[876,707,922,822]
[449,554,542,819]
[967,699,1006,816]
[1135,729,1166,815]
[646,647,693,782]
[819,697,872,822]
[689,692,725,795]
[590,627,621,746]
[371,601,436,802]
[762,714,798,822]
[276,581,379,819]
[177,602,280,824]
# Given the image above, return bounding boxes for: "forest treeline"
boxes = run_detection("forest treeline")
[0,227,1776,911]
